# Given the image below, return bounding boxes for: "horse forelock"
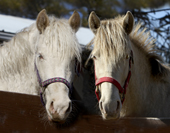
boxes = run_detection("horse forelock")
[38,16,82,62]
[92,17,129,65]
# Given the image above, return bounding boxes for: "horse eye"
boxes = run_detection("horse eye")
[91,55,96,60]
[39,53,44,59]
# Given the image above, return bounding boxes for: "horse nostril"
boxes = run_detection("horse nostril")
[116,101,120,111]
[50,101,53,107]
[50,101,54,113]
[99,101,104,113]
[65,102,72,114]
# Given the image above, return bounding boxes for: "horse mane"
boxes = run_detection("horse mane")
[91,15,168,78]
[0,24,36,78]
[130,23,168,78]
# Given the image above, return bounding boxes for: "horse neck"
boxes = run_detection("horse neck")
[122,41,170,116]
[0,27,39,94]
[129,43,151,95]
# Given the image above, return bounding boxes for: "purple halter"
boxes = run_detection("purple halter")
[35,63,73,106]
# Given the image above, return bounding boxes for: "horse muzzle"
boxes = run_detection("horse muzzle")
[99,98,121,120]
[47,100,72,122]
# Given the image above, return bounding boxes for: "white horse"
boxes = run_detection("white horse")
[88,11,170,120]
[0,9,82,123]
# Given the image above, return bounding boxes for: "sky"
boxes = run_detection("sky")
[141,4,170,19]
[141,4,170,49]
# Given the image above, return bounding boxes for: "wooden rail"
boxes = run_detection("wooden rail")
[0,91,170,132]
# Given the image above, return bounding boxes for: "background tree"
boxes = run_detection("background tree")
[132,9,170,62]
[0,0,69,18]
[64,0,119,26]
[0,0,169,62]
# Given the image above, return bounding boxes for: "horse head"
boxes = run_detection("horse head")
[88,11,134,120]
[35,9,81,123]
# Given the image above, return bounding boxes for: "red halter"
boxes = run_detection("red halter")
[94,51,133,104]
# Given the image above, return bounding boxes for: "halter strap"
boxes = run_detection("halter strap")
[42,77,72,92]
[94,50,133,104]
[96,77,124,93]
[34,63,73,106]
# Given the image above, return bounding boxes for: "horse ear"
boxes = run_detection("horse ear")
[69,11,81,33]
[88,11,100,34]
[123,11,134,35]
[36,9,49,34]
